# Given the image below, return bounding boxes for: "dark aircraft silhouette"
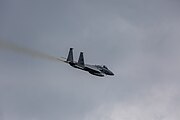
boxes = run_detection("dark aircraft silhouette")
[58,48,114,77]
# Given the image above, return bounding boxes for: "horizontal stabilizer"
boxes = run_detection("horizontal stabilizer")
[56,57,68,63]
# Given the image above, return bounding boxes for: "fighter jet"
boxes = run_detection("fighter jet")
[58,48,114,77]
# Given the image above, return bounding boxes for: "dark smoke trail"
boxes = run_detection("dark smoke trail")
[0,40,65,62]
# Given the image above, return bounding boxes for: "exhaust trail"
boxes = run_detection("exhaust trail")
[0,40,66,62]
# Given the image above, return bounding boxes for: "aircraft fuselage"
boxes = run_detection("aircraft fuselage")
[69,62,114,77]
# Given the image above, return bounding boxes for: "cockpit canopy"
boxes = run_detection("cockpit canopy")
[103,65,108,69]
[95,65,109,70]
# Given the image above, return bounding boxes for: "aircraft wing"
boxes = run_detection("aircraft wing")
[85,64,101,73]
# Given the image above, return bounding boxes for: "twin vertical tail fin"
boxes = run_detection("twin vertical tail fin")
[67,48,73,63]
[66,48,85,66]
[78,52,84,66]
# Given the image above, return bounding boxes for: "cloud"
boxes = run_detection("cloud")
[0,0,180,120]
[84,82,180,120]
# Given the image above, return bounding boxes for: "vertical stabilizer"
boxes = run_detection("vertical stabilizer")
[78,52,84,66]
[67,48,73,62]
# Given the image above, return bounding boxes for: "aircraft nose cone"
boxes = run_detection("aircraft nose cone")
[108,71,114,76]
[110,72,114,75]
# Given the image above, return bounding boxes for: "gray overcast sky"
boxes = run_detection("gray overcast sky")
[0,0,180,120]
